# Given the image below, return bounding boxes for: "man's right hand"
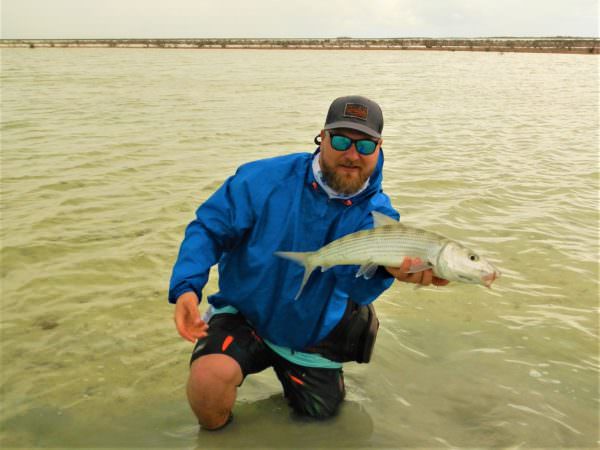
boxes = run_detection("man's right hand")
[385,257,449,287]
[174,291,209,343]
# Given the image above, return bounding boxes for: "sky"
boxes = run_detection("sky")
[1,0,598,39]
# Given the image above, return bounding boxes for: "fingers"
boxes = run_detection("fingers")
[385,257,413,280]
[174,312,197,343]
[399,256,412,274]
[401,257,430,285]
[405,269,431,286]
[176,326,197,343]
[432,277,450,286]
[188,322,209,342]
[387,256,449,287]
[175,318,209,343]
[174,300,209,343]
[420,269,433,286]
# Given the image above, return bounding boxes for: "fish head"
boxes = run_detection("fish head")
[438,242,500,287]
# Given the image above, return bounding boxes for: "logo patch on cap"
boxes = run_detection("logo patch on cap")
[344,103,368,121]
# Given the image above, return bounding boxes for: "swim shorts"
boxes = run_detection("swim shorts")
[190,313,346,419]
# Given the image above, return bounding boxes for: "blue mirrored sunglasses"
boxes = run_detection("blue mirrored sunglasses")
[327,131,378,155]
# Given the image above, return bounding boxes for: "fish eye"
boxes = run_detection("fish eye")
[469,254,479,262]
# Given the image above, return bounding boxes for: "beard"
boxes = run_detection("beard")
[320,156,373,196]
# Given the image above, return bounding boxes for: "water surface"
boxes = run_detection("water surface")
[1,48,598,448]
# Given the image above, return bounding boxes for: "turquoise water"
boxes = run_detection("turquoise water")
[1,48,598,448]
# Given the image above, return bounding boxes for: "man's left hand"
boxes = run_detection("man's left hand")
[385,257,450,287]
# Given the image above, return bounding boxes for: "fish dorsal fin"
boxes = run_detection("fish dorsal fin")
[372,211,399,228]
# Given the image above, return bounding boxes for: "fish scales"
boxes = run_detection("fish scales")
[318,229,437,258]
[315,226,445,268]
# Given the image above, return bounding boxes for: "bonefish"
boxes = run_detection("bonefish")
[275,211,499,299]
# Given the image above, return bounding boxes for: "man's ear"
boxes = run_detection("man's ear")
[314,130,325,146]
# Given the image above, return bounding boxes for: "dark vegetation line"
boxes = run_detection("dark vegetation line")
[1,38,598,54]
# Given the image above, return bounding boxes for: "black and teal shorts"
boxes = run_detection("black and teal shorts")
[190,313,345,419]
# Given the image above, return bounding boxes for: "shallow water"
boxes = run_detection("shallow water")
[1,48,598,449]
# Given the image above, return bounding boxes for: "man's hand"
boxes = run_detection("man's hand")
[174,291,209,343]
[385,257,450,287]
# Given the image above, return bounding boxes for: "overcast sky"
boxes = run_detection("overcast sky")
[1,0,598,39]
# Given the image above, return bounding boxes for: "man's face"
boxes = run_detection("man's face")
[319,128,382,195]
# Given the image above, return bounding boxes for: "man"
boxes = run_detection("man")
[169,95,448,430]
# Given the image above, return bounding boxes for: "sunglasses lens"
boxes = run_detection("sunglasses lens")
[356,140,377,155]
[330,135,352,151]
[329,133,378,155]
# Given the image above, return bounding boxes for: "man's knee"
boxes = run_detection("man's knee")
[187,354,242,430]
[189,354,243,388]
[286,371,346,420]
[290,389,345,419]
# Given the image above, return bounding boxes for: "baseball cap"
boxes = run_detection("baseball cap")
[324,95,383,139]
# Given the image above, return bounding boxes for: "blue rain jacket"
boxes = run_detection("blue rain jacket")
[168,149,399,350]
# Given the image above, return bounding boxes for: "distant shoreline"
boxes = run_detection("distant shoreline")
[1,38,598,54]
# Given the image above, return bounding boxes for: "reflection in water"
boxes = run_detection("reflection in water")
[191,396,374,449]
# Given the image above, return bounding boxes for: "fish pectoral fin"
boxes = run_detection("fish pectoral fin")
[371,211,399,228]
[405,262,434,273]
[356,261,379,279]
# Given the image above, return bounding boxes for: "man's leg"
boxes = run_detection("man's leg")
[273,357,346,419]
[187,313,272,430]
[187,354,242,430]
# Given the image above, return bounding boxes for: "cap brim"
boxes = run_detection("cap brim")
[324,121,381,139]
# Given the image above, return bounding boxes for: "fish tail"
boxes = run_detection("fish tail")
[275,251,317,300]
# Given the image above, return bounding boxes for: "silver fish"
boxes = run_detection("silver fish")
[275,211,499,299]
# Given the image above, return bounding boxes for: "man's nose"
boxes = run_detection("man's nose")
[344,143,360,160]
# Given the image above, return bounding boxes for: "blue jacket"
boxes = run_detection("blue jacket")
[168,149,399,350]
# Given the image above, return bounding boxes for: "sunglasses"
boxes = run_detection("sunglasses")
[326,131,379,155]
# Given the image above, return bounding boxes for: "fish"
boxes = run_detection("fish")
[275,211,500,300]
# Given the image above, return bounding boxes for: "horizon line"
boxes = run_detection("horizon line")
[2,36,599,40]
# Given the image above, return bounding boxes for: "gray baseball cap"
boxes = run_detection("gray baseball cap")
[324,95,383,139]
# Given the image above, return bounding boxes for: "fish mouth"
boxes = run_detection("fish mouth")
[481,270,500,288]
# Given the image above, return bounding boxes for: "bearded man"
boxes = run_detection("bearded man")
[168,95,447,430]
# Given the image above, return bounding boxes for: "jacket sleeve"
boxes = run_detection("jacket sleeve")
[333,203,400,305]
[168,171,255,304]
